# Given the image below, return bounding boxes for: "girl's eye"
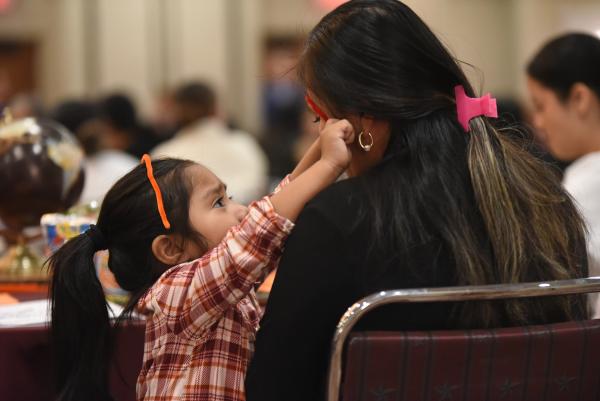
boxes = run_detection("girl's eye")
[213,197,225,208]
[312,116,321,124]
[213,195,233,208]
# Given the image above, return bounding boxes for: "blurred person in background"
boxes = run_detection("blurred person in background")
[496,97,570,173]
[152,81,268,204]
[149,88,178,143]
[261,36,306,183]
[97,93,161,158]
[527,32,600,316]
[52,99,137,205]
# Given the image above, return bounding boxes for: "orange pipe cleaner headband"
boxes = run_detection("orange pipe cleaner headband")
[305,94,329,122]
[141,154,171,229]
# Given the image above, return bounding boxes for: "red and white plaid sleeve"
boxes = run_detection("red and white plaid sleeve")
[272,174,291,194]
[144,195,294,340]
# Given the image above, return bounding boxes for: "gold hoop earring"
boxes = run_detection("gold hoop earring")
[358,131,373,152]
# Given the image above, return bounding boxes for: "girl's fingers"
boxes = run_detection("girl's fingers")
[345,130,356,145]
[320,118,355,144]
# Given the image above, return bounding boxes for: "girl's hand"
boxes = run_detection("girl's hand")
[319,118,355,173]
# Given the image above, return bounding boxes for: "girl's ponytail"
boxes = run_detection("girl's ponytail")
[48,230,112,401]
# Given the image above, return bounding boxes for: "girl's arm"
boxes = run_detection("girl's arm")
[146,196,293,339]
[146,119,354,338]
[270,119,354,222]
[290,137,320,181]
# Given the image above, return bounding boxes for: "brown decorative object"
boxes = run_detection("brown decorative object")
[0,110,85,280]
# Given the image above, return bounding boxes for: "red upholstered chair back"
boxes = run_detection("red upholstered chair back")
[341,320,600,401]
[327,278,600,401]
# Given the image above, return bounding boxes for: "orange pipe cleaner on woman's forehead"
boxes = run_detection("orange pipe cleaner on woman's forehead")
[141,154,171,229]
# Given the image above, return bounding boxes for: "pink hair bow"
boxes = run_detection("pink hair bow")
[454,85,498,132]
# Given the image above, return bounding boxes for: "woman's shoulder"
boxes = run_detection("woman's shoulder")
[296,176,369,239]
[305,176,366,215]
[310,175,365,204]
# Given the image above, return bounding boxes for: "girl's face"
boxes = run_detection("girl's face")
[527,77,587,161]
[185,165,248,257]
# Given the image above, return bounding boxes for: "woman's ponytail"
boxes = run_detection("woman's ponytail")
[48,231,112,401]
[465,118,587,325]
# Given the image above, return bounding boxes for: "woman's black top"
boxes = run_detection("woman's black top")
[245,175,586,401]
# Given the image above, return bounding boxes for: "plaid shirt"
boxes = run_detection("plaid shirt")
[137,179,293,401]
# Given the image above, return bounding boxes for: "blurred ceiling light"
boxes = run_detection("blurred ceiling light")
[0,0,11,14]
[315,0,348,11]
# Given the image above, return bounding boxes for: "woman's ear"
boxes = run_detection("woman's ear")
[151,235,186,265]
[569,82,595,118]
[359,115,374,134]
[359,115,390,137]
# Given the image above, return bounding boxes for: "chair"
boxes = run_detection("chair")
[0,320,145,401]
[327,277,600,401]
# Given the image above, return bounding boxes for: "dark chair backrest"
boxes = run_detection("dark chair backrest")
[0,321,145,401]
[328,277,600,401]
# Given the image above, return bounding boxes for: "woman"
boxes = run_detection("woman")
[527,33,600,316]
[245,2,588,400]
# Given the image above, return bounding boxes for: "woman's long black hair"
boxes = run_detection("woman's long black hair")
[299,0,588,327]
[48,158,203,401]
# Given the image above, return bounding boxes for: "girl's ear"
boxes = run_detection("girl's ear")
[151,235,186,265]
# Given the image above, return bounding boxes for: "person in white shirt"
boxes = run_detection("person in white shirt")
[527,33,600,316]
[151,82,268,205]
[80,150,138,204]
[52,100,138,205]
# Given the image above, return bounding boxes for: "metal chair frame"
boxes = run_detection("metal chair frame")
[327,276,600,401]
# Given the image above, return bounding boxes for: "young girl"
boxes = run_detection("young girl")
[48,118,355,401]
